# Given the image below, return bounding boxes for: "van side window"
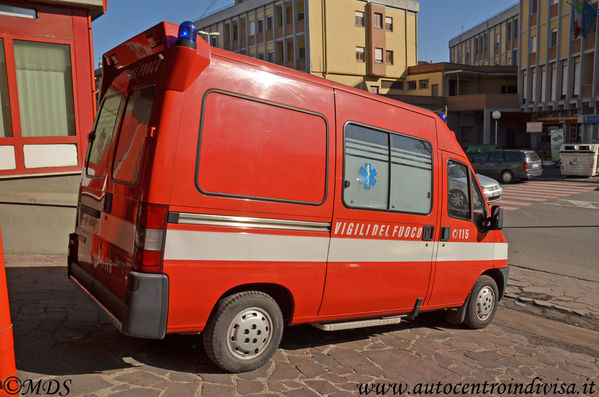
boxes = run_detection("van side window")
[344,124,389,210]
[447,160,471,220]
[86,95,123,178]
[112,85,157,184]
[197,91,328,204]
[344,123,433,214]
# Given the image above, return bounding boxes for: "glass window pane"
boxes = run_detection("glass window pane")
[344,124,389,210]
[113,86,156,184]
[471,173,486,218]
[86,95,122,178]
[14,40,75,137]
[447,161,471,220]
[390,134,432,214]
[0,39,12,138]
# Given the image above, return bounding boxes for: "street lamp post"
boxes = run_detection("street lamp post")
[492,111,501,145]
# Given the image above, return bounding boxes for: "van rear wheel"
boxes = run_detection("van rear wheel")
[202,291,283,373]
[463,275,499,329]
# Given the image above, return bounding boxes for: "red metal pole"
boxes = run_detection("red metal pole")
[0,227,17,396]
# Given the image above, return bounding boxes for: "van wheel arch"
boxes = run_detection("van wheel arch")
[215,283,295,326]
[482,269,505,300]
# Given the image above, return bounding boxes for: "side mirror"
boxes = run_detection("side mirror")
[490,205,503,230]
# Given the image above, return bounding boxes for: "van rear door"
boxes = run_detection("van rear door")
[93,85,158,301]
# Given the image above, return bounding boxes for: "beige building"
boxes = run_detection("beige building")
[195,0,419,94]
[449,4,520,67]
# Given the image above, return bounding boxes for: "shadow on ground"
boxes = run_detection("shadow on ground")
[6,266,457,376]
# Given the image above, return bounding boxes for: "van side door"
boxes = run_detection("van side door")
[319,91,439,318]
[427,153,496,309]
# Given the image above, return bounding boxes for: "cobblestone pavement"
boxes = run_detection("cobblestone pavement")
[4,260,599,397]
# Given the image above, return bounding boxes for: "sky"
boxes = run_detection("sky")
[92,0,519,67]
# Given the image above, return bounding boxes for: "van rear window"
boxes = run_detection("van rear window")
[112,85,156,184]
[196,91,328,204]
[86,95,123,178]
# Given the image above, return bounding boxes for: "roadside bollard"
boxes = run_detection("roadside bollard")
[0,226,17,396]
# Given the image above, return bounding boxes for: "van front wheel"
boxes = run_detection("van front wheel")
[202,291,283,373]
[463,275,499,329]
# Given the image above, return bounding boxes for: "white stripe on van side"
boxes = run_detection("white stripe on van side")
[164,230,330,262]
[164,230,508,263]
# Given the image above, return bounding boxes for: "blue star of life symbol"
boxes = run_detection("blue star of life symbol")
[359,163,377,190]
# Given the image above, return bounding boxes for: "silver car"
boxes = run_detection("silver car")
[476,173,502,202]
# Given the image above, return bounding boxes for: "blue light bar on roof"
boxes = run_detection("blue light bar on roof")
[176,21,198,49]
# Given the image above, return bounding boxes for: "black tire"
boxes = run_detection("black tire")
[202,291,283,373]
[500,170,514,184]
[463,275,499,329]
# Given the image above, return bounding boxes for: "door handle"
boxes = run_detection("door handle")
[422,225,434,241]
[440,226,451,241]
[103,192,113,214]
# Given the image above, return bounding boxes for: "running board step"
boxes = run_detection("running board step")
[311,315,404,331]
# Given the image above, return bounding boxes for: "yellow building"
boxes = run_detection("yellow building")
[195,0,419,94]
[520,0,599,144]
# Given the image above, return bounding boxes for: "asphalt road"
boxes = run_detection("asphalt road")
[503,183,599,282]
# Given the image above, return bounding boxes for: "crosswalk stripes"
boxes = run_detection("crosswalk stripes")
[497,180,598,212]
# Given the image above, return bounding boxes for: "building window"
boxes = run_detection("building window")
[512,49,518,66]
[356,46,365,62]
[257,19,263,33]
[0,39,12,138]
[268,51,274,62]
[299,47,305,59]
[407,80,417,90]
[474,38,478,55]
[14,40,75,137]
[573,60,581,96]
[374,13,382,29]
[355,11,364,26]
[385,16,393,31]
[562,62,568,97]
[298,10,304,21]
[369,86,379,94]
[530,0,538,14]
[513,19,518,39]
[531,36,537,53]
[258,52,264,60]
[266,15,273,30]
[374,47,383,63]
[551,63,557,101]
[385,50,393,65]
[0,5,37,19]
[419,79,429,89]
[523,71,528,101]
[506,22,512,42]
[210,35,218,47]
[541,68,547,101]
[431,84,439,96]
[551,29,557,47]
[249,21,256,36]
[531,69,536,101]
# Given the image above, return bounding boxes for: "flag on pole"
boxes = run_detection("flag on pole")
[572,0,598,39]
[581,0,598,38]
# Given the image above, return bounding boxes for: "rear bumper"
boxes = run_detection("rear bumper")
[68,234,168,339]
[518,169,543,179]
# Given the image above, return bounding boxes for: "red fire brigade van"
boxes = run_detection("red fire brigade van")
[68,21,508,373]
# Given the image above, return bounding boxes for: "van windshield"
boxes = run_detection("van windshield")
[112,85,156,184]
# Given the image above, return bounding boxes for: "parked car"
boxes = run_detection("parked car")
[476,173,502,202]
[470,149,543,183]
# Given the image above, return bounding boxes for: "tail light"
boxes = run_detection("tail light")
[523,162,528,170]
[134,203,168,273]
